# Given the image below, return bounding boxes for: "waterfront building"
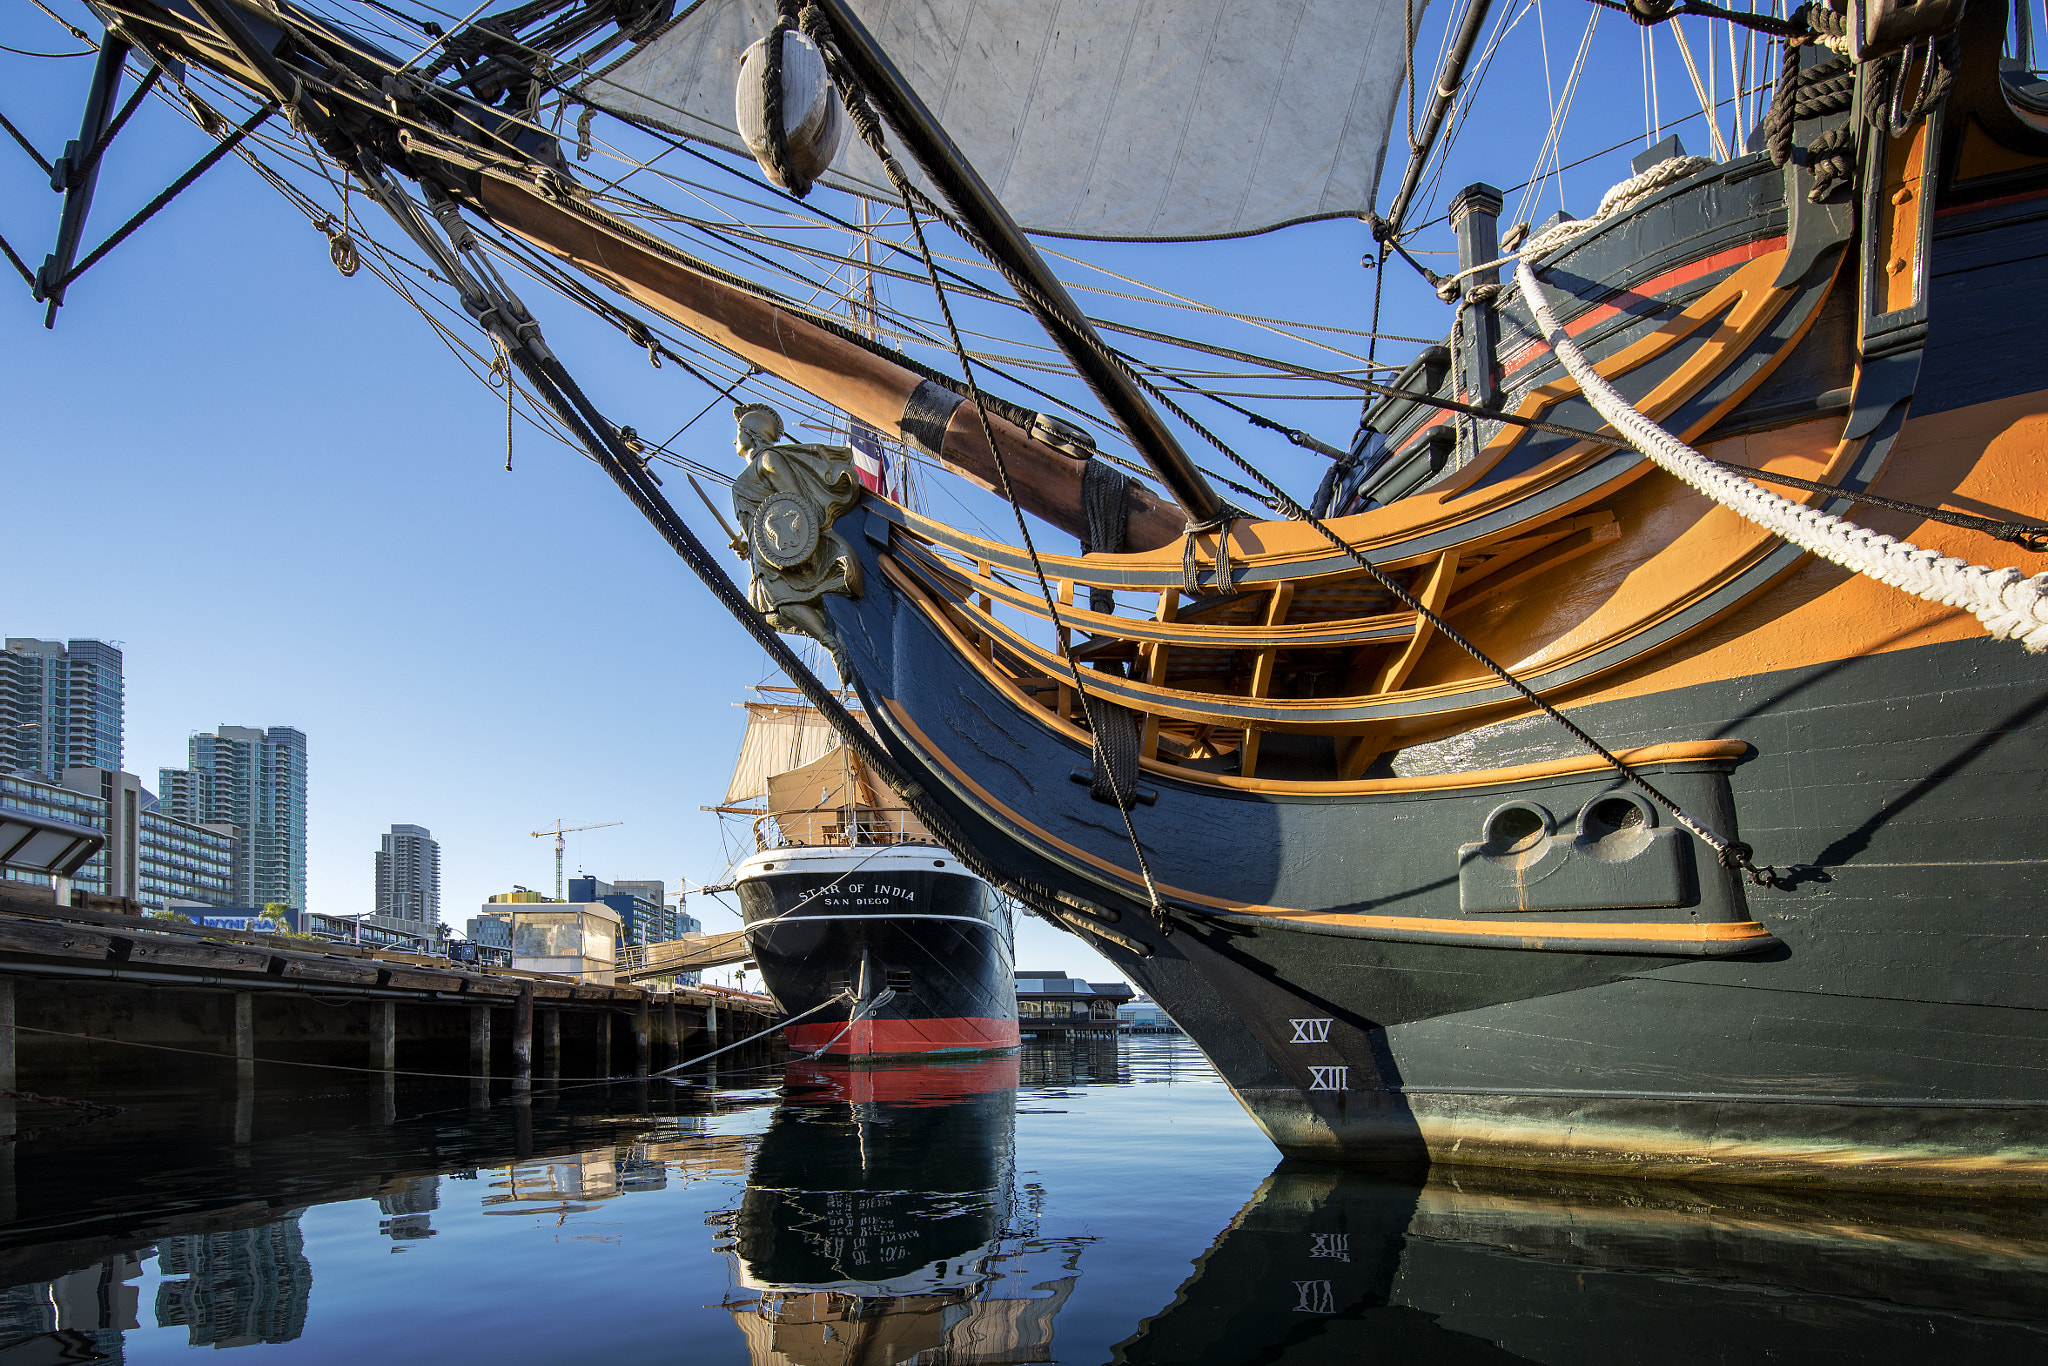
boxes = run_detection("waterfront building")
[374,823,441,924]
[376,1176,439,1242]
[568,876,702,985]
[2,769,234,911]
[478,895,619,983]
[0,638,123,781]
[1117,993,1180,1033]
[1014,971,1134,1034]
[566,875,699,946]
[160,725,307,911]
[0,771,107,898]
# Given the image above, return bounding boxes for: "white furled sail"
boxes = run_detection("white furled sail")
[589,0,1427,241]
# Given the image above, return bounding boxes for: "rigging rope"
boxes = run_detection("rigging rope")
[792,0,1772,887]
[1515,259,2048,651]
[806,12,1171,921]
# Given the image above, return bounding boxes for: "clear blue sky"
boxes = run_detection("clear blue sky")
[3,0,1776,982]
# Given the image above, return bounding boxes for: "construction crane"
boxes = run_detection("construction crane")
[530,820,623,900]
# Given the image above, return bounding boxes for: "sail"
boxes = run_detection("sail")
[725,701,843,803]
[589,0,1426,241]
[764,745,932,842]
[763,747,874,841]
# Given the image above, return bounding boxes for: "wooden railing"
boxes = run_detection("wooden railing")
[880,509,1618,780]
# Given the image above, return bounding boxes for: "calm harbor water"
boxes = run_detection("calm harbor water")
[1,1034,2042,1363]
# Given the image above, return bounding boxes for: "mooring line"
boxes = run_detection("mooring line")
[6,1019,800,1086]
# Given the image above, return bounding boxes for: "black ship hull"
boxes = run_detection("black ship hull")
[811,157,2048,1185]
[733,845,1021,1058]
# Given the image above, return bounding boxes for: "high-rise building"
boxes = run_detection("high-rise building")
[0,639,123,781]
[160,726,307,910]
[374,823,440,923]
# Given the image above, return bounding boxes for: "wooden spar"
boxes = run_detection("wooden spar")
[476,174,1185,551]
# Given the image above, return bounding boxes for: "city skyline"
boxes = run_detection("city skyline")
[0,621,1116,971]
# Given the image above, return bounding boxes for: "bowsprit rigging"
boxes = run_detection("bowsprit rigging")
[9,0,2048,1190]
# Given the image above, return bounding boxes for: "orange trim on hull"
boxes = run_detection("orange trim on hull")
[1498,235,1787,376]
[878,700,1767,947]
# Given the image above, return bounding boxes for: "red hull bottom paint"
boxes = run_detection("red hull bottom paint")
[784,1016,1022,1057]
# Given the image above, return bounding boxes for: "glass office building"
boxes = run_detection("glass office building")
[161,726,307,911]
[1,638,123,782]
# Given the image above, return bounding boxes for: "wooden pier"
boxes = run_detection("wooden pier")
[0,892,783,1091]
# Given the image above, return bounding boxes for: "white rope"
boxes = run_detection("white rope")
[1514,258,2048,652]
[1439,154,1715,298]
[1516,154,1717,258]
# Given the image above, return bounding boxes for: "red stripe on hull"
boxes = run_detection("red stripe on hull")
[783,1056,1022,1105]
[784,1016,1022,1058]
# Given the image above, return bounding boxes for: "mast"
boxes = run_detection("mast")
[805,0,1229,525]
[1380,0,1498,239]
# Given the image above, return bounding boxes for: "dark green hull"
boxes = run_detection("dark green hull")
[1140,634,2048,1186]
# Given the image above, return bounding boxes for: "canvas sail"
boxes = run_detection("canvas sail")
[764,746,932,843]
[589,0,1427,241]
[724,701,843,803]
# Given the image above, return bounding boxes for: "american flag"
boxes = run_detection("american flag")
[849,418,897,500]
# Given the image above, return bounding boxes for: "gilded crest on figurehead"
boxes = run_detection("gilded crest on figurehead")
[730,403,864,648]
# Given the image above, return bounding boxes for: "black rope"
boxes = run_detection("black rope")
[0,42,95,58]
[1592,0,1806,37]
[27,0,93,44]
[1714,461,2048,552]
[1164,373,1346,459]
[0,230,35,289]
[65,63,161,191]
[53,103,277,293]
[799,12,1772,885]
[0,106,54,175]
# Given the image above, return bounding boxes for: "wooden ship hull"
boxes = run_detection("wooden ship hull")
[804,94,2048,1187]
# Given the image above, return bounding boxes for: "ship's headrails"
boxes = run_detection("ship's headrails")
[832,99,2046,961]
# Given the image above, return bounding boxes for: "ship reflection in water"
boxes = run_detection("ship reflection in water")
[727,1057,1084,1366]
[1119,1165,2048,1364]
[0,1038,2037,1362]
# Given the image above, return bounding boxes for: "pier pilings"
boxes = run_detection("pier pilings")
[0,894,783,1094]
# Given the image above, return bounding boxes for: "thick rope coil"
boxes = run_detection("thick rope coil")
[1090,701,1144,809]
[1799,1,1853,53]
[1079,455,1134,613]
[1512,154,1716,260]
[1805,123,1857,200]
[1515,259,2048,652]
